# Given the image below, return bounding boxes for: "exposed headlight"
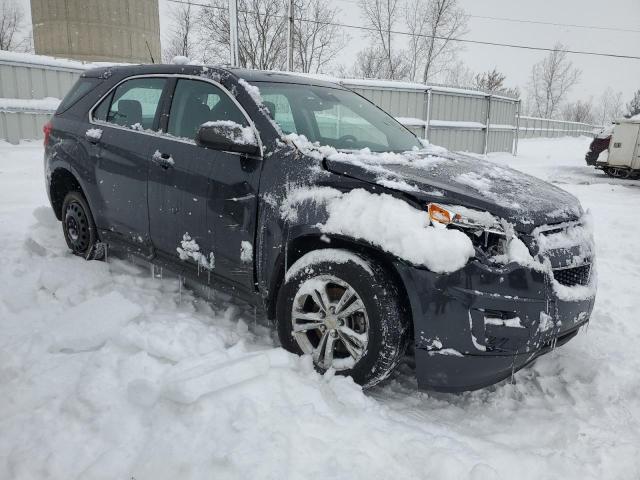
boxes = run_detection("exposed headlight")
[427,203,507,256]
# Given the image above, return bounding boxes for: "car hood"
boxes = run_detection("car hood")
[324,149,583,233]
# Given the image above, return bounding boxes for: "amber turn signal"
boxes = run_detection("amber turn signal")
[427,203,461,225]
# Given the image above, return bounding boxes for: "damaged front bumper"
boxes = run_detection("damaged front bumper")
[395,257,596,392]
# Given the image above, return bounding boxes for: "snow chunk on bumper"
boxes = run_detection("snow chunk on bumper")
[284,188,475,273]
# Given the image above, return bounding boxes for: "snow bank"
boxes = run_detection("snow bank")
[283,187,475,273]
[50,291,142,352]
[160,352,273,404]
[2,139,640,478]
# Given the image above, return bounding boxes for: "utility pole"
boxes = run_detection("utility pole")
[287,0,294,71]
[229,0,240,67]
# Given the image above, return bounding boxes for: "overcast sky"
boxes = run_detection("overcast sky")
[158,0,640,103]
[18,0,640,103]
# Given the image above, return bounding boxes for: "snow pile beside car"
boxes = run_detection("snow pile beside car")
[282,187,475,273]
[2,139,640,479]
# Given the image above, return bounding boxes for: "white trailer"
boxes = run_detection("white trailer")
[597,117,640,178]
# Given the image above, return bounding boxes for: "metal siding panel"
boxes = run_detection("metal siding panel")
[6,113,20,144]
[7,65,19,98]
[31,67,46,98]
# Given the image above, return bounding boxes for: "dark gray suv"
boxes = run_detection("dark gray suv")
[44,64,596,391]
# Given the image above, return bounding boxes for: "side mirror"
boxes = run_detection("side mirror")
[196,122,260,156]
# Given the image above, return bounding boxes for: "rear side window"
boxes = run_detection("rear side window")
[167,79,248,140]
[94,77,166,131]
[57,77,101,113]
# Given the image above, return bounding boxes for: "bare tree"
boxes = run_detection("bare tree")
[162,1,199,62]
[293,0,346,73]
[625,90,640,118]
[200,0,288,69]
[351,47,384,78]
[561,99,595,124]
[473,68,505,92]
[528,43,581,119]
[471,67,519,97]
[0,0,29,52]
[358,0,406,79]
[441,59,474,87]
[595,87,623,125]
[418,0,467,83]
[404,0,430,81]
[349,46,409,79]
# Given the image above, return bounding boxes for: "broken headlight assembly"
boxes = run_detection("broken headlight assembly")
[427,203,508,258]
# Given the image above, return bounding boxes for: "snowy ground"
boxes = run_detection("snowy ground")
[1,136,639,479]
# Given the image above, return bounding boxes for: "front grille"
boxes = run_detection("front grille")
[553,264,591,287]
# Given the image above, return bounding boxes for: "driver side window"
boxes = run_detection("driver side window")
[167,79,249,141]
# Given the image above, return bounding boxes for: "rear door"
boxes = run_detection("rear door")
[89,76,167,252]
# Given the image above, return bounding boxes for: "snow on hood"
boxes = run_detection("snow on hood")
[284,134,582,234]
[282,187,475,273]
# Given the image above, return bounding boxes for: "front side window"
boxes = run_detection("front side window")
[95,77,166,130]
[254,82,422,153]
[167,79,248,140]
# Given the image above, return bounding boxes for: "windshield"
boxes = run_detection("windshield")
[254,82,422,153]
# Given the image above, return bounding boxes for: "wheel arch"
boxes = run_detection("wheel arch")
[49,167,86,220]
[266,233,414,339]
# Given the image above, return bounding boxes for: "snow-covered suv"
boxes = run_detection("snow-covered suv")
[44,65,596,391]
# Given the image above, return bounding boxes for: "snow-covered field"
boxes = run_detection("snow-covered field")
[1,136,639,479]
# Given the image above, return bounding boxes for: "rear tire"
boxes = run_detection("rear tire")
[276,249,409,388]
[61,191,104,260]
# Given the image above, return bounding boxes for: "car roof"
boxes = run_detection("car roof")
[224,67,342,88]
[82,64,344,89]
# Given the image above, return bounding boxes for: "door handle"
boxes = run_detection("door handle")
[151,150,174,169]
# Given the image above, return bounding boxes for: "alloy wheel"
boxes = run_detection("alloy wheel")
[291,275,369,371]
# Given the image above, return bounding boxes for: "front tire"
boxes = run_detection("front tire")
[276,249,409,388]
[61,191,104,260]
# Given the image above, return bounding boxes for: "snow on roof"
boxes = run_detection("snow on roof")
[617,113,640,123]
[0,97,61,113]
[519,116,595,127]
[0,50,88,71]
[0,50,127,72]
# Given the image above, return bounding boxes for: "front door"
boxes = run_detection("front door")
[148,77,261,290]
